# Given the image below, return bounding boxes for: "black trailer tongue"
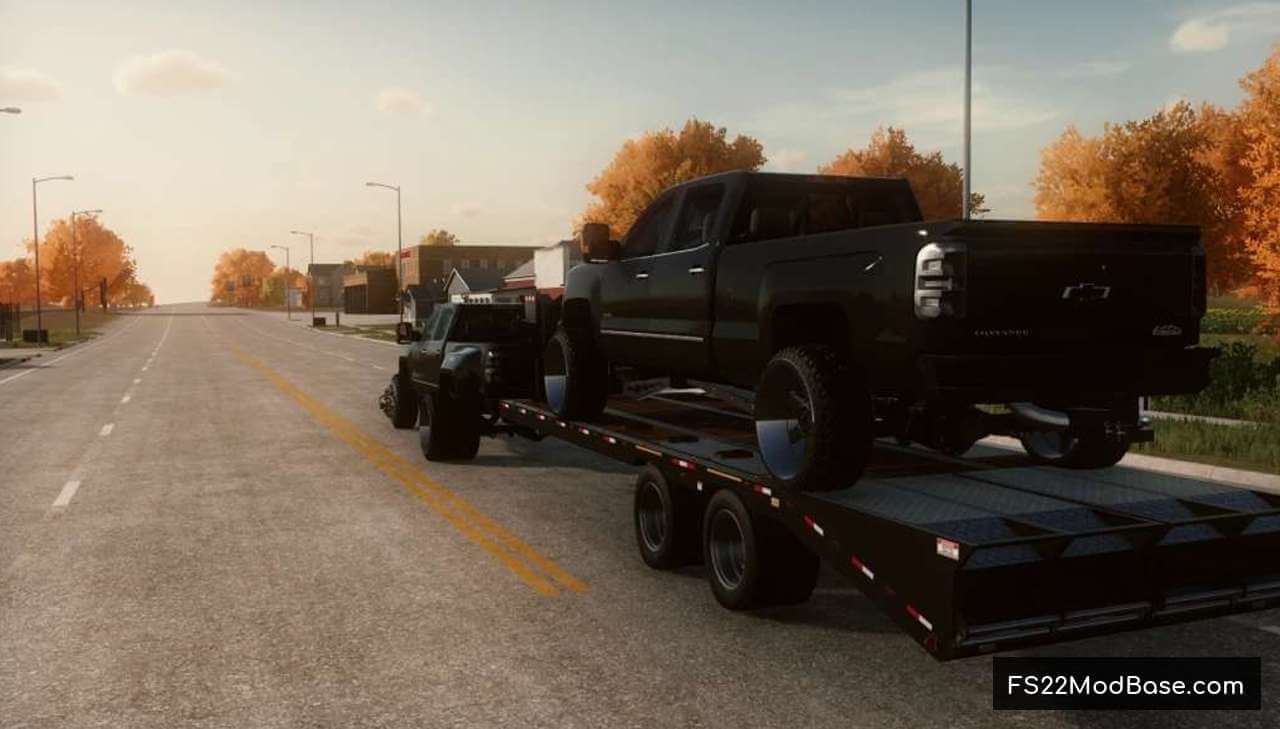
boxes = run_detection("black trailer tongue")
[497,395,1280,661]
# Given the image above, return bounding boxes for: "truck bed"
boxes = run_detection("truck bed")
[498,393,1280,660]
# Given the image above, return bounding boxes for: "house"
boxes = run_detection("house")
[532,240,583,299]
[496,258,537,302]
[443,268,508,303]
[400,244,537,297]
[342,266,398,314]
[307,263,350,309]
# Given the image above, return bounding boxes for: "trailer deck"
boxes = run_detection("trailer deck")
[498,393,1280,660]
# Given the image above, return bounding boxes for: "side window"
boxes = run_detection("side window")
[622,195,675,259]
[666,185,725,253]
[422,306,454,343]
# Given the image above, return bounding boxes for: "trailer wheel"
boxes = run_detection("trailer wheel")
[633,466,701,570]
[419,391,481,461]
[1020,431,1130,469]
[754,346,871,492]
[703,490,818,609]
[543,327,608,420]
[387,373,418,429]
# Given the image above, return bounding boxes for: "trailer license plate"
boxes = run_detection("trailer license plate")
[936,538,960,561]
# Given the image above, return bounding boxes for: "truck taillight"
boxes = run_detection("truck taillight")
[914,242,966,319]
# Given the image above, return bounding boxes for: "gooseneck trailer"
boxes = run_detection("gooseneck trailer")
[491,391,1280,661]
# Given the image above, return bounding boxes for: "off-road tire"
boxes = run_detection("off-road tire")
[754,346,872,492]
[388,373,418,429]
[543,327,608,420]
[419,391,481,461]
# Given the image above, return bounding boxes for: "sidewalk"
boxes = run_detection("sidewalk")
[0,346,57,369]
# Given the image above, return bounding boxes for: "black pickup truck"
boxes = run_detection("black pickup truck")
[383,302,538,460]
[545,170,1215,491]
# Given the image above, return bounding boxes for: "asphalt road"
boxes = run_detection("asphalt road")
[1,303,1276,728]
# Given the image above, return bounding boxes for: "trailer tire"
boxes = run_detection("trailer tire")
[754,345,871,492]
[419,391,481,461]
[387,373,418,429]
[543,327,608,420]
[633,466,701,570]
[703,490,816,609]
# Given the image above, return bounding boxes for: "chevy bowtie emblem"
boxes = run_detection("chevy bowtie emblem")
[1061,282,1111,302]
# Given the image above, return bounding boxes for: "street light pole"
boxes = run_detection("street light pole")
[962,0,973,221]
[70,208,103,337]
[365,181,404,322]
[290,230,315,325]
[32,175,73,342]
[270,244,292,321]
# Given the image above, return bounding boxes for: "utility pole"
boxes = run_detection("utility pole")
[69,209,102,336]
[270,244,292,321]
[962,0,973,221]
[32,175,73,342]
[290,230,315,325]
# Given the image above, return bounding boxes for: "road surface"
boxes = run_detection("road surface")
[2,303,1276,728]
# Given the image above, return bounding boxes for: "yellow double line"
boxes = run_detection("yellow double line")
[229,344,588,597]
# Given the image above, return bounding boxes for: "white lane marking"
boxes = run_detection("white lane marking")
[0,315,144,386]
[1227,616,1280,637]
[99,423,114,436]
[371,364,387,371]
[121,394,131,404]
[133,378,142,384]
[141,365,148,372]
[52,480,82,508]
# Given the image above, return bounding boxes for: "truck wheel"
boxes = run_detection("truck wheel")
[543,327,608,420]
[633,466,701,570]
[703,490,819,610]
[419,391,481,461]
[1020,431,1130,469]
[754,346,871,492]
[388,373,418,429]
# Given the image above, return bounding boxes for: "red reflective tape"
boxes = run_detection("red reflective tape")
[578,427,591,435]
[905,604,933,631]
[603,436,618,445]
[670,458,696,471]
[850,554,875,581]
[752,483,773,496]
[803,515,824,537]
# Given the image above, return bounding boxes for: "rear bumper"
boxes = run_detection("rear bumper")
[920,347,1216,401]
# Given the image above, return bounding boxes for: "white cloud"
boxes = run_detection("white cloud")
[1171,3,1280,53]
[764,148,810,172]
[114,49,232,96]
[0,67,62,101]
[450,201,483,218]
[827,68,1057,134]
[375,87,428,115]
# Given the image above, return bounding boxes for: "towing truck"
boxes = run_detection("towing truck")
[388,299,1280,661]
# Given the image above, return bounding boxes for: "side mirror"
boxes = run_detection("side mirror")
[395,321,420,343]
[580,223,620,262]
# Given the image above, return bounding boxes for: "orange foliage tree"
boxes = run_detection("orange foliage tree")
[420,229,458,247]
[352,250,395,267]
[820,127,985,220]
[36,216,135,306]
[209,248,275,306]
[582,118,766,236]
[262,267,310,307]
[1033,103,1251,291]
[1239,46,1280,316]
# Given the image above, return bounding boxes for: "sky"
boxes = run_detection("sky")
[2,0,1278,303]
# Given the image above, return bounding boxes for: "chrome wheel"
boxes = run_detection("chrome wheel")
[708,509,747,590]
[543,336,569,412]
[755,365,812,482]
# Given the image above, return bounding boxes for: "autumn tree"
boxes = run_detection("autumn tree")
[352,250,395,267]
[262,267,310,307]
[209,248,275,306]
[0,258,35,305]
[1239,45,1280,316]
[36,216,134,306]
[820,127,985,220]
[421,229,458,247]
[582,118,766,236]
[1033,103,1252,291]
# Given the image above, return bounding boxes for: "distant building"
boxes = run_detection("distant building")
[400,244,534,295]
[343,266,398,314]
[404,282,446,323]
[532,240,583,299]
[307,263,350,309]
[497,258,537,302]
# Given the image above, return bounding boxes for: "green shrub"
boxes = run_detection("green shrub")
[1151,342,1280,423]
[1201,307,1271,334]
[1134,420,1280,474]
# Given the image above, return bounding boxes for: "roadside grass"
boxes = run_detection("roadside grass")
[320,323,398,342]
[1133,419,1280,474]
[8,310,115,348]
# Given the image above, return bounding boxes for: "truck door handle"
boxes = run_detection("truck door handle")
[634,272,650,280]
[688,266,705,275]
